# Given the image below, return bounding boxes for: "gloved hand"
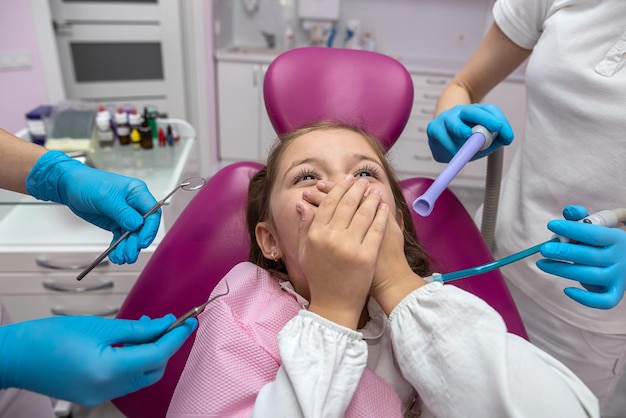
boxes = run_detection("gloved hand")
[537,205,626,309]
[0,314,197,406]
[25,150,160,264]
[426,103,515,163]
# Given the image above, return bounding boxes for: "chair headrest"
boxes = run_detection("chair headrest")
[263,47,414,151]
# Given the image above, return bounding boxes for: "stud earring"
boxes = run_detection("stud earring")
[271,251,278,261]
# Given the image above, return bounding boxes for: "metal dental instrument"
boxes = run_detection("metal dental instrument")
[76,177,207,281]
[165,280,230,333]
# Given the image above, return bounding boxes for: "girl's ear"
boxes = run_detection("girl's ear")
[255,221,281,260]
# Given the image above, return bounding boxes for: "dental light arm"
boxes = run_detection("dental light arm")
[413,125,496,216]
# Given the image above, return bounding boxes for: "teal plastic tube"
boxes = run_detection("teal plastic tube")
[434,238,559,282]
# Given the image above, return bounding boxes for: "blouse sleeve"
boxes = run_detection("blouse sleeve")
[253,310,368,417]
[389,282,599,418]
[167,304,368,418]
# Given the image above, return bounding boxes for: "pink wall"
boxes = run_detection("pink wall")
[0,1,49,133]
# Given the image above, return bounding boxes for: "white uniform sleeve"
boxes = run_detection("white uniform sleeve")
[389,282,599,418]
[253,310,367,417]
[493,0,555,49]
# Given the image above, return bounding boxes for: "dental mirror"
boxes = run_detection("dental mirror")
[76,177,206,281]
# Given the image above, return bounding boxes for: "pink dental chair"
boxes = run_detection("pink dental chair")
[112,47,526,418]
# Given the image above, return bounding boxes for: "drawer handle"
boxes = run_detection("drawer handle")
[36,257,109,271]
[51,306,119,317]
[412,155,433,162]
[43,279,114,293]
[425,78,447,85]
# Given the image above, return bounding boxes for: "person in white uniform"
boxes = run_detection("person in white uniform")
[0,128,197,417]
[426,0,626,413]
[167,122,598,417]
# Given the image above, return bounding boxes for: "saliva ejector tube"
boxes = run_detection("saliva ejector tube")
[413,125,496,217]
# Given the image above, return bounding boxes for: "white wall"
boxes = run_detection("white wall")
[219,0,494,64]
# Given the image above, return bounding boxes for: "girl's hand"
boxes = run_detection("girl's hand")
[370,214,426,315]
[297,175,389,329]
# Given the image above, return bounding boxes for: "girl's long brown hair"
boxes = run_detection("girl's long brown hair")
[246,122,432,279]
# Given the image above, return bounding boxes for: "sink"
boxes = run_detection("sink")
[226,45,283,55]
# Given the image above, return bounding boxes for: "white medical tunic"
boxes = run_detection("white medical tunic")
[492,0,626,333]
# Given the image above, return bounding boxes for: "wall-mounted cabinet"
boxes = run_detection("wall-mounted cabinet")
[216,60,275,162]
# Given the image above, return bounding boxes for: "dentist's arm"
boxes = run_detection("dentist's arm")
[427,23,530,162]
[0,128,160,264]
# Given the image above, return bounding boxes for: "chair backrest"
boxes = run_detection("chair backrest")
[112,47,526,418]
[112,161,262,418]
[264,47,413,151]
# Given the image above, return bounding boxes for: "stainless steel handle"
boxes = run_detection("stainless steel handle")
[252,64,259,87]
[43,279,114,293]
[413,154,433,162]
[36,257,109,271]
[425,78,447,86]
[52,20,73,36]
[51,305,119,317]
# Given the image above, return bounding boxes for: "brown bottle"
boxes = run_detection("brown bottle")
[139,112,153,149]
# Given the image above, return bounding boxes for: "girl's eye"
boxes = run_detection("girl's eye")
[354,165,380,179]
[293,168,319,184]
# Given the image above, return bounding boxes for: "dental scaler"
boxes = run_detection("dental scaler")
[413,125,496,217]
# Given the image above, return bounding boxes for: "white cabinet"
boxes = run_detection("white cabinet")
[389,72,526,187]
[217,61,275,162]
[0,126,196,323]
[0,204,160,323]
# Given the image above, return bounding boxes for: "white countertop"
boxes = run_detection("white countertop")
[215,45,526,82]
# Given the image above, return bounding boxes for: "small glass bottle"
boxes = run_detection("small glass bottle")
[139,109,153,149]
[128,109,142,149]
[114,108,131,145]
[95,106,114,148]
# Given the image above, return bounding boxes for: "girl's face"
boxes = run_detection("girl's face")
[255,128,397,299]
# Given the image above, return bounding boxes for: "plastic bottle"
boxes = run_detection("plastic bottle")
[139,108,154,149]
[144,106,159,139]
[362,32,376,51]
[114,108,131,145]
[128,108,142,149]
[284,25,295,50]
[95,105,114,147]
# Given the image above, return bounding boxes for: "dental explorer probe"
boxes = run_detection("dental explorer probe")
[164,281,230,334]
[76,177,206,281]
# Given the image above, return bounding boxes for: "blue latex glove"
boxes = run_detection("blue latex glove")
[537,205,626,309]
[426,103,515,163]
[0,314,197,406]
[25,150,160,264]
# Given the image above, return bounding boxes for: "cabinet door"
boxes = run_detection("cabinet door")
[259,64,277,161]
[217,61,262,161]
[49,0,186,119]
